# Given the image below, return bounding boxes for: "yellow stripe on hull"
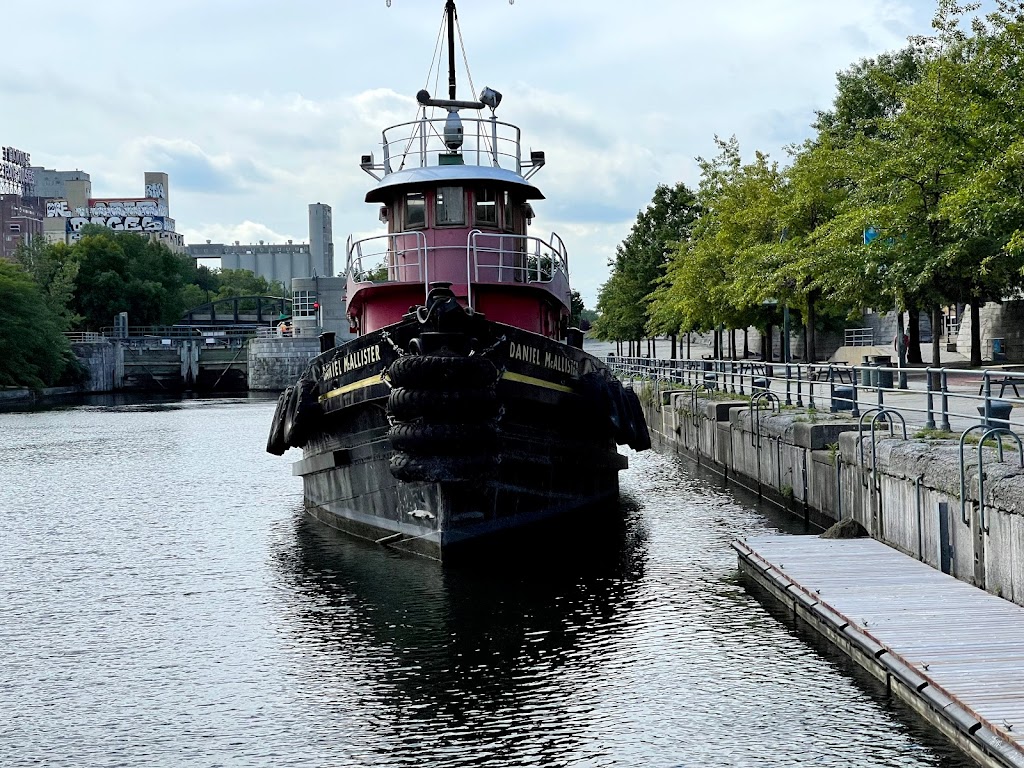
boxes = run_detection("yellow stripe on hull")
[320,372,385,402]
[500,371,574,393]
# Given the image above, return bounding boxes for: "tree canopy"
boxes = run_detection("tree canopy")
[593,0,1024,365]
[6,231,292,387]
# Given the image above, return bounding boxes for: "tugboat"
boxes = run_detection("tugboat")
[267,1,650,560]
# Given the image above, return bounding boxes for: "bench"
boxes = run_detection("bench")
[978,377,1022,398]
[811,364,853,384]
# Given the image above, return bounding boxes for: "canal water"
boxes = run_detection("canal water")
[1,396,972,767]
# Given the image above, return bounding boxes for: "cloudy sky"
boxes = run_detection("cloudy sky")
[2,0,989,305]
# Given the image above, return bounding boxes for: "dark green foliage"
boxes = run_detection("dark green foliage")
[592,182,699,342]
[0,261,72,388]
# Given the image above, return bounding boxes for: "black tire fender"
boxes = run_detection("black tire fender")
[388,354,499,390]
[387,386,498,422]
[623,387,652,451]
[388,421,496,454]
[610,382,631,445]
[266,387,291,456]
[390,451,497,482]
[281,385,302,447]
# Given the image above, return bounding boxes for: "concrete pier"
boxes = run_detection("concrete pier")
[735,535,1024,768]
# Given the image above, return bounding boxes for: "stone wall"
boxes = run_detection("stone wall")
[70,340,115,392]
[646,385,1024,607]
[958,300,1024,362]
[248,337,320,391]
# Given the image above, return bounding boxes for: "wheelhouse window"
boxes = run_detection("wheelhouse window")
[502,191,516,232]
[435,186,465,226]
[474,189,498,226]
[404,192,426,229]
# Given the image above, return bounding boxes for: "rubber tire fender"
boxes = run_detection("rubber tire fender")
[266,387,291,456]
[388,421,496,454]
[390,451,497,483]
[281,385,302,447]
[290,376,322,443]
[623,387,652,451]
[610,381,632,445]
[388,355,499,390]
[387,386,498,422]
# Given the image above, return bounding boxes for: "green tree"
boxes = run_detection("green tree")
[214,268,286,299]
[0,261,75,388]
[593,182,699,352]
[69,228,198,329]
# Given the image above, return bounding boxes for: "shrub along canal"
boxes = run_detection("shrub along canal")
[0,395,972,766]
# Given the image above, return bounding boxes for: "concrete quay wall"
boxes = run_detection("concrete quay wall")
[247,337,319,391]
[646,387,1024,607]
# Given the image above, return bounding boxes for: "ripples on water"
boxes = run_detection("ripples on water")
[0,396,970,767]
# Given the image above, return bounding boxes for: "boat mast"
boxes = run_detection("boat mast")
[446,1,457,99]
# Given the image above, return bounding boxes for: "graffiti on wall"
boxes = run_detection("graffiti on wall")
[47,198,170,219]
[67,215,172,233]
[145,182,165,199]
[87,198,168,217]
[46,200,72,218]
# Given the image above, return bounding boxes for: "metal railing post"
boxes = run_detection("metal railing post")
[940,369,951,432]
[925,367,936,430]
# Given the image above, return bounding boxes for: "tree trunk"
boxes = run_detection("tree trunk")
[743,329,749,358]
[763,324,773,361]
[730,328,737,360]
[670,334,677,359]
[712,328,720,359]
[806,290,819,363]
[971,303,982,367]
[908,306,923,364]
[686,332,691,360]
[931,306,942,369]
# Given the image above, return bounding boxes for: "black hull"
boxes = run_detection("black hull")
[273,300,648,561]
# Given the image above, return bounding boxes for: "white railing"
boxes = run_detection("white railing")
[468,230,568,285]
[347,231,429,285]
[844,328,875,346]
[347,230,568,292]
[380,116,523,174]
[64,332,103,343]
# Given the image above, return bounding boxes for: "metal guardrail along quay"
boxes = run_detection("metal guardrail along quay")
[735,536,1024,768]
[606,356,1024,435]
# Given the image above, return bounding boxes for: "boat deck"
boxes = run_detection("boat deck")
[734,535,1024,768]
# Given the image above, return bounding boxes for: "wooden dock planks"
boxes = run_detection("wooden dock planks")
[734,535,1024,768]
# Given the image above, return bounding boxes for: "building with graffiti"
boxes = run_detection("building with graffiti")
[41,170,184,252]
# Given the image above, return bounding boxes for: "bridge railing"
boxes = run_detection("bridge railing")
[64,332,104,343]
[98,325,262,346]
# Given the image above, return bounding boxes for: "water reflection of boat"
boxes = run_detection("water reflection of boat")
[270,504,647,757]
[266,1,650,560]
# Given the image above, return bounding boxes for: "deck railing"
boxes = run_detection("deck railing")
[347,229,569,307]
[379,116,524,174]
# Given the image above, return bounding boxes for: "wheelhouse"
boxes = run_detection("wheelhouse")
[345,105,571,338]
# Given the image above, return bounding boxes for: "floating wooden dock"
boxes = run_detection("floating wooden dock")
[734,536,1024,768]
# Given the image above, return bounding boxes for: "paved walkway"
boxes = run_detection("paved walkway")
[735,535,1024,768]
